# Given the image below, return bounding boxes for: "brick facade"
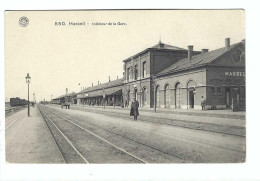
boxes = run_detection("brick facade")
[154,39,245,110]
[122,42,196,108]
[69,39,245,111]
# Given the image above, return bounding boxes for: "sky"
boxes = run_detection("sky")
[5,10,245,102]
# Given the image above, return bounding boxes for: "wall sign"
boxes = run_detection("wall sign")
[225,72,245,77]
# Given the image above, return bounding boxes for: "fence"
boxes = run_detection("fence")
[5,105,27,114]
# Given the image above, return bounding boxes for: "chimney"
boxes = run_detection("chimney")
[109,76,111,82]
[202,49,209,53]
[188,45,193,61]
[98,81,100,85]
[92,83,93,87]
[159,42,164,48]
[159,41,164,48]
[225,38,230,48]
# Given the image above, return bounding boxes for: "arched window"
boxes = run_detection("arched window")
[134,88,138,100]
[127,90,130,104]
[187,80,196,109]
[155,86,160,108]
[142,87,147,107]
[175,82,181,109]
[164,84,170,108]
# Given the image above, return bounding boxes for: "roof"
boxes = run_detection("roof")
[157,42,243,76]
[151,42,186,51]
[78,78,124,94]
[77,86,122,98]
[53,92,76,100]
[123,41,186,62]
[88,88,122,98]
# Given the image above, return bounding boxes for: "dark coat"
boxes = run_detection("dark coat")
[130,100,139,116]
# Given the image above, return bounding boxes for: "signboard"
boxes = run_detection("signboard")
[225,71,245,77]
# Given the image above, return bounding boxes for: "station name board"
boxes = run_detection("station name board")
[225,71,245,77]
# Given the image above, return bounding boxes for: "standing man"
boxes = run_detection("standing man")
[201,96,206,110]
[130,97,139,120]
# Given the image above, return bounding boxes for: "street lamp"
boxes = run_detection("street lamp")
[25,73,31,116]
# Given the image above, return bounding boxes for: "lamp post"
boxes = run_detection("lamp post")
[51,94,53,106]
[25,73,31,116]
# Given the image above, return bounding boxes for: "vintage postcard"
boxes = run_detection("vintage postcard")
[4,10,245,164]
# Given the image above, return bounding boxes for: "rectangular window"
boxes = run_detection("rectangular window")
[134,64,138,80]
[130,66,133,80]
[210,87,215,93]
[142,61,147,78]
[216,87,221,93]
[127,67,130,82]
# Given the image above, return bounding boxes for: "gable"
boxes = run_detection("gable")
[210,43,245,67]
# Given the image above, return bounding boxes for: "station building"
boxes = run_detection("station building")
[54,38,245,111]
[52,92,77,105]
[153,38,245,110]
[122,41,201,108]
[77,78,124,107]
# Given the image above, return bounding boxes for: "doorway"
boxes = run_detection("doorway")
[225,87,231,108]
[142,87,147,107]
[188,90,194,108]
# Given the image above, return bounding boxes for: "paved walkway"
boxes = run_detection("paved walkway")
[5,105,64,163]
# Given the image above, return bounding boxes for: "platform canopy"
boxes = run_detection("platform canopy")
[86,87,122,98]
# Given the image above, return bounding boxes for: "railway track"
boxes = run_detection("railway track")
[70,106,245,137]
[38,106,81,163]
[43,106,208,163]
[38,105,150,163]
[40,105,245,163]
[53,106,245,158]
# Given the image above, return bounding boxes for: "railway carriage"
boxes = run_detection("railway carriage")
[10,97,28,107]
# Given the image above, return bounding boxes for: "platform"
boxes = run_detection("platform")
[5,105,65,163]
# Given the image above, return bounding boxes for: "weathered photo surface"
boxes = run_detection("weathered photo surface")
[5,10,245,163]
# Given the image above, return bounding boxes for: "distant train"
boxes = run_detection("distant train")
[10,97,28,107]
